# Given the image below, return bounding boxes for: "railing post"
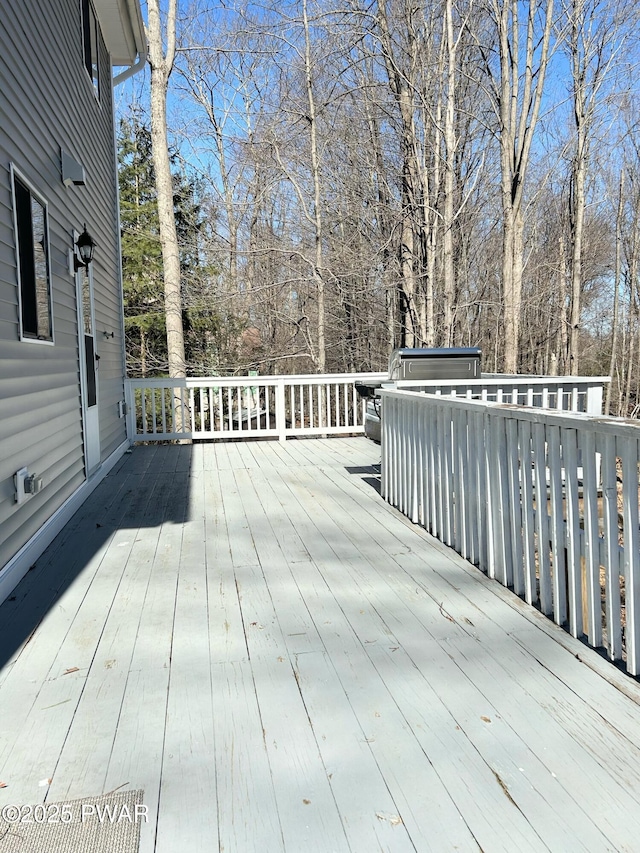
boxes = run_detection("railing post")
[124,380,136,444]
[276,379,286,442]
[585,383,604,415]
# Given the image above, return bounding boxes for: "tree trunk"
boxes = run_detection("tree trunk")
[568,141,586,376]
[147,0,186,383]
[442,0,456,346]
[493,0,554,373]
[605,171,624,415]
[377,0,420,350]
[303,0,326,374]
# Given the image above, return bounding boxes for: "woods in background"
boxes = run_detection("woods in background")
[117,0,640,415]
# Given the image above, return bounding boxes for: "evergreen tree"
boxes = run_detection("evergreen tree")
[118,111,243,376]
[118,112,166,376]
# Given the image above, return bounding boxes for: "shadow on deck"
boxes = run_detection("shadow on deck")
[1,437,640,853]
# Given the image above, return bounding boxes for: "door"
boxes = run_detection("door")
[76,264,100,474]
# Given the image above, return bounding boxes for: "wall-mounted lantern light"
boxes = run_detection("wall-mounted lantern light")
[74,225,96,270]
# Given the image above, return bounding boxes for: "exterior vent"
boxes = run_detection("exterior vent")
[61,150,86,187]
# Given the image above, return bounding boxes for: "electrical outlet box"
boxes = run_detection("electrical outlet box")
[14,467,28,504]
[25,474,43,495]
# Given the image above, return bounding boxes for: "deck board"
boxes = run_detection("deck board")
[2,437,640,851]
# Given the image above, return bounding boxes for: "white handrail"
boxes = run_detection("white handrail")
[393,376,608,414]
[124,372,387,442]
[380,387,639,675]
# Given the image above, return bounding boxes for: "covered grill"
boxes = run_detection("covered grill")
[356,347,482,442]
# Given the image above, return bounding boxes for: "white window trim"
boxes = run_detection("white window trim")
[10,163,55,346]
[80,0,101,104]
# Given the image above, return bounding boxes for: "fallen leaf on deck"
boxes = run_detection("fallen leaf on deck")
[38,779,52,787]
[376,812,403,826]
[0,782,7,788]
[303,799,311,805]
[481,716,492,723]
[63,667,79,675]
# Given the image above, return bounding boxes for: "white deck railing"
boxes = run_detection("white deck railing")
[124,373,387,442]
[380,386,640,675]
[394,375,608,414]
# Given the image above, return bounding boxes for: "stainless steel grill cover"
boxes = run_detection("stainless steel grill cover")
[360,347,483,442]
[388,347,481,381]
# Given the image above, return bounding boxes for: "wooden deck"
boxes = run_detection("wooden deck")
[1,437,640,852]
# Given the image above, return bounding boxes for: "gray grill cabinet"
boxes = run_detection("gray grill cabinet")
[357,347,482,443]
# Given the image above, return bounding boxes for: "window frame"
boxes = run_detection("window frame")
[10,164,55,345]
[81,0,100,100]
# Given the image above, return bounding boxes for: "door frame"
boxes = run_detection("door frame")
[75,260,101,475]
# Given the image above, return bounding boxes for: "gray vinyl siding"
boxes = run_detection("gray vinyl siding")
[0,0,128,571]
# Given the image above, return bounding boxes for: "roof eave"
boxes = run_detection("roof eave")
[94,0,146,70]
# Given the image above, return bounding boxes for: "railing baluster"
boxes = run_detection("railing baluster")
[455,407,467,557]
[602,433,621,660]
[548,424,567,627]
[465,409,478,565]
[621,436,640,675]
[533,421,552,615]
[562,426,583,638]
[581,429,601,646]
[417,399,427,527]
[493,413,511,587]
[519,420,536,603]
[427,400,438,536]
[289,385,298,429]
[474,410,487,572]
[410,397,419,522]
[506,418,524,596]
[141,389,148,436]
[151,388,157,434]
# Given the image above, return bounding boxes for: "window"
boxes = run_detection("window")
[81,0,100,98]
[11,169,53,342]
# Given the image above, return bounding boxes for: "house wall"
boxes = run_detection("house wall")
[0,0,128,572]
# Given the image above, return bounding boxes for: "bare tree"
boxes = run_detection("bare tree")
[485,0,555,372]
[147,0,187,382]
[564,0,628,374]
